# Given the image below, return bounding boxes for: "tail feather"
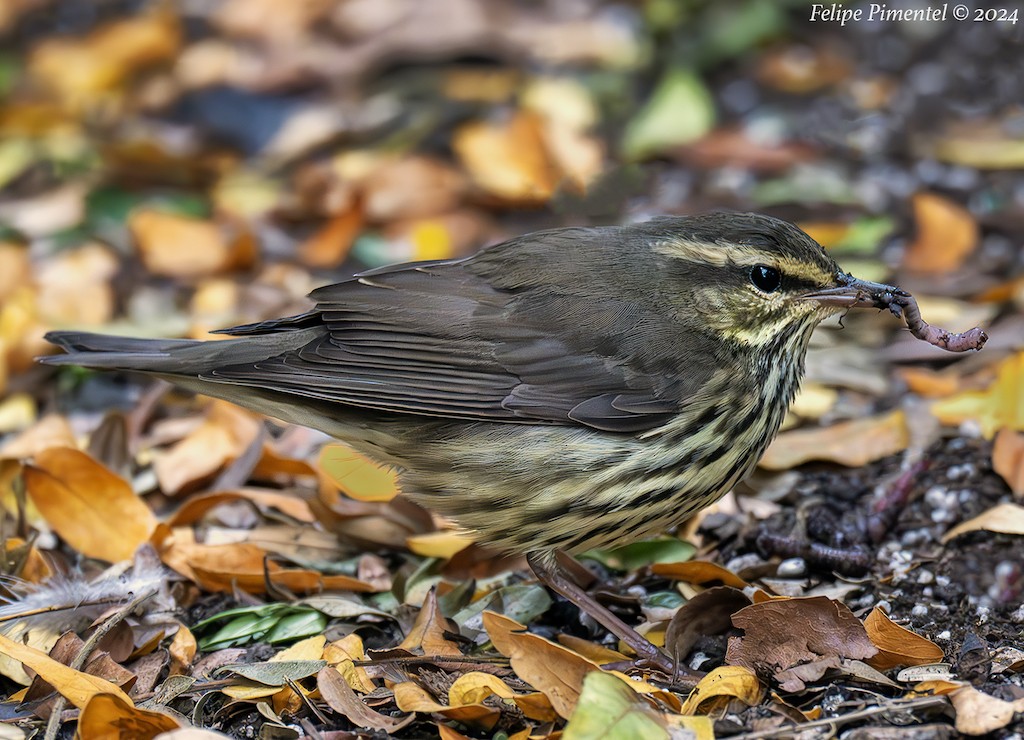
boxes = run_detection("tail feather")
[40,327,324,375]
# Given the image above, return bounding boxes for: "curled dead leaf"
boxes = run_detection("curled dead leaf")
[78,692,182,738]
[864,607,945,670]
[679,666,763,716]
[903,192,979,274]
[760,410,909,470]
[941,502,1024,543]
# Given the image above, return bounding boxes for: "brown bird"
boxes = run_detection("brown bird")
[41,212,984,672]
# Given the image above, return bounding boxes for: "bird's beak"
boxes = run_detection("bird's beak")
[802,273,907,310]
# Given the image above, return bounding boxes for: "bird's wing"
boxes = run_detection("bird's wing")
[205,238,715,433]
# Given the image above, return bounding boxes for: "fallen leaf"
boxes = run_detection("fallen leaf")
[678,665,763,716]
[24,447,157,562]
[992,428,1024,498]
[362,156,467,222]
[757,44,850,94]
[130,209,257,280]
[298,207,364,268]
[399,588,462,657]
[941,502,1024,543]
[864,608,945,670]
[563,671,669,740]
[726,597,877,691]
[78,692,181,738]
[931,120,1024,169]
[0,633,132,708]
[622,68,715,160]
[167,489,314,527]
[392,681,500,729]
[154,401,262,495]
[317,666,414,733]
[903,192,979,273]
[760,410,908,470]
[453,111,557,203]
[483,610,598,719]
[650,561,748,589]
[0,414,76,459]
[951,684,1024,735]
[406,531,475,559]
[665,587,752,666]
[931,352,1024,439]
[318,444,399,502]
[35,242,118,326]
[168,624,196,676]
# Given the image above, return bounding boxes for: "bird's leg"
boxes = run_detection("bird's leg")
[527,550,674,675]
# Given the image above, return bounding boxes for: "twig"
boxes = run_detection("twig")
[728,695,950,739]
[42,588,157,740]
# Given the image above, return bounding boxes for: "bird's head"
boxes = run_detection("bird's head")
[644,212,897,353]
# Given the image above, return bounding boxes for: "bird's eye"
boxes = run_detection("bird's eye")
[749,265,781,293]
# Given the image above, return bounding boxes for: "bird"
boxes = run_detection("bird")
[39,212,966,672]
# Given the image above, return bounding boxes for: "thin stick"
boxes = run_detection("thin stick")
[42,589,157,740]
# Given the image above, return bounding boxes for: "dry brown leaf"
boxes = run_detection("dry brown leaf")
[317,666,414,732]
[678,665,763,716]
[665,587,752,666]
[0,414,76,459]
[760,410,908,470]
[35,242,119,326]
[0,633,132,708]
[951,685,1024,735]
[650,561,748,589]
[166,489,314,527]
[864,607,944,670]
[298,207,364,268]
[757,45,851,93]
[130,209,257,280]
[399,588,462,657]
[24,447,157,563]
[483,610,598,719]
[941,502,1024,543]
[992,428,1024,498]
[168,624,196,676]
[556,634,628,666]
[153,401,262,495]
[78,692,182,738]
[903,192,979,273]
[362,156,467,222]
[453,111,557,203]
[726,597,877,692]
[898,367,961,398]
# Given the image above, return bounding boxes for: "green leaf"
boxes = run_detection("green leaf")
[831,216,896,255]
[198,613,282,650]
[582,538,696,572]
[563,672,669,740]
[216,660,327,686]
[621,68,714,160]
[265,610,328,644]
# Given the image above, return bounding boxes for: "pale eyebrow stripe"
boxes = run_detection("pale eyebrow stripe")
[653,239,834,285]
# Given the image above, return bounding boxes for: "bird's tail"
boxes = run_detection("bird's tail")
[40,327,322,376]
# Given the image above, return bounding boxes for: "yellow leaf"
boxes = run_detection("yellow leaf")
[931,352,1024,439]
[0,633,131,709]
[679,666,763,716]
[24,447,157,562]
[406,531,474,559]
[992,428,1024,498]
[448,672,516,706]
[864,608,944,670]
[78,692,181,738]
[760,410,908,470]
[318,445,398,502]
[563,672,669,740]
[272,635,325,662]
[941,502,1024,543]
[453,112,556,203]
[650,561,748,589]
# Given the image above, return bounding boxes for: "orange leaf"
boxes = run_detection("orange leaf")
[453,112,557,203]
[167,489,314,527]
[298,207,364,268]
[168,624,196,676]
[130,209,257,279]
[651,561,748,589]
[0,414,76,459]
[399,588,462,657]
[760,410,908,470]
[931,352,1024,439]
[864,607,944,670]
[992,428,1024,498]
[904,192,979,273]
[24,447,156,562]
[78,692,181,738]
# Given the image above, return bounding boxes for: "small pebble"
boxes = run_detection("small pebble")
[689,651,710,671]
[911,604,929,618]
[777,558,807,578]
[876,600,892,613]
[936,575,951,588]
[917,569,934,585]
[1011,605,1024,624]
[726,553,765,573]
[936,630,952,642]
[976,605,991,625]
